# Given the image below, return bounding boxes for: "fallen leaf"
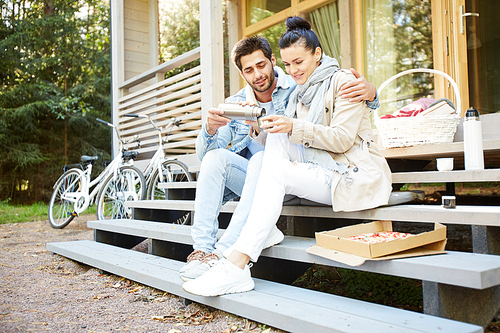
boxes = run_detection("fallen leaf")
[262,329,271,333]
[128,287,142,293]
[93,294,111,300]
[167,329,181,333]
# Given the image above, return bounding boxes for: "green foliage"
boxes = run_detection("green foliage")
[338,268,423,309]
[0,200,50,224]
[159,0,230,97]
[293,264,423,312]
[159,0,200,77]
[0,200,96,224]
[0,0,111,204]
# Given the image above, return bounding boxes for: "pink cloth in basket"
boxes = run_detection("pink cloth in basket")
[380,98,436,119]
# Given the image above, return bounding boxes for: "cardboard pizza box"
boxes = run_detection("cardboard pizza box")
[307,221,447,266]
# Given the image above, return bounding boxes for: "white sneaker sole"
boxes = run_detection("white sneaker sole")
[263,227,284,249]
[182,279,255,297]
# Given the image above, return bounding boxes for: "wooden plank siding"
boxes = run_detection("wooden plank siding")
[124,0,150,92]
[117,52,202,159]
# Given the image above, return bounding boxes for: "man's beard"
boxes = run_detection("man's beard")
[248,73,275,93]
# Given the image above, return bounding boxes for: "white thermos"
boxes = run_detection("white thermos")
[463,107,484,170]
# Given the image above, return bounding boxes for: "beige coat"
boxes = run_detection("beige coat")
[288,69,392,212]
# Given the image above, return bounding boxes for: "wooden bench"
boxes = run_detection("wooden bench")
[47,239,483,333]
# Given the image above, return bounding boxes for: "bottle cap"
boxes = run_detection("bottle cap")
[465,107,479,118]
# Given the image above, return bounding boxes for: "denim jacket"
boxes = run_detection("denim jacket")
[195,67,380,161]
[196,67,296,160]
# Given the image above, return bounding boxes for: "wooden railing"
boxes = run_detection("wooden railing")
[117,48,201,158]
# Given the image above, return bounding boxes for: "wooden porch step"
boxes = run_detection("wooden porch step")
[46,240,482,333]
[158,181,197,189]
[88,219,500,290]
[126,200,500,227]
[158,169,500,189]
[392,168,500,183]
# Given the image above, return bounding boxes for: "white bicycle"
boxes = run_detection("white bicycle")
[48,118,146,228]
[125,113,193,224]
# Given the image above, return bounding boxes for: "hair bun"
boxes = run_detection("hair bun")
[285,16,311,31]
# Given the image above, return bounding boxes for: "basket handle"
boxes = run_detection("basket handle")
[375,68,461,120]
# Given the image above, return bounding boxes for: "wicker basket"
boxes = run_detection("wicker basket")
[374,68,461,149]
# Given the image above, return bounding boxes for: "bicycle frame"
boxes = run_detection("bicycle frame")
[56,120,139,215]
[126,114,178,186]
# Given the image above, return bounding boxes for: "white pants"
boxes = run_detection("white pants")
[233,133,333,262]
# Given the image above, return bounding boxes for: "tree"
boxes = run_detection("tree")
[0,0,111,203]
[159,0,200,74]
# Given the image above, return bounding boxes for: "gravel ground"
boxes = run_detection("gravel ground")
[0,215,284,333]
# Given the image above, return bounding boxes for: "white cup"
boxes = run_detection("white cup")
[436,158,454,171]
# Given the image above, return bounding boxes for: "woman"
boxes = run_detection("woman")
[183,16,392,297]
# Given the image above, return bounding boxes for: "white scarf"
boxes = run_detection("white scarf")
[285,55,352,188]
[285,55,340,123]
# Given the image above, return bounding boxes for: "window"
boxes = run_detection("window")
[242,0,340,70]
[246,0,291,26]
[362,0,434,115]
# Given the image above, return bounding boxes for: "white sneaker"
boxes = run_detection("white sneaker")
[180,251,222,282]
[179,250,206,281]
[182,259,254,296]
[223,226,284,258]
[263,225,284,249]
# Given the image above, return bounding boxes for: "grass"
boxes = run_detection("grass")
[0,201,96,224]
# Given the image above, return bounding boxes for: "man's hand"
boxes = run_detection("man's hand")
[259,115,293,134]
[206,107,231,136]
[339,68,376,102]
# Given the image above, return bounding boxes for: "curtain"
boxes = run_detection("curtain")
[363,0,397,115]
[309,2,341,62]
[364,0,397,88]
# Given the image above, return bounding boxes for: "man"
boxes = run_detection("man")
[179,36,378,281]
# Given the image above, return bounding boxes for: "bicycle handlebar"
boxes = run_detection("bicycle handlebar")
[124,113,140,118]
[96,118,112,127]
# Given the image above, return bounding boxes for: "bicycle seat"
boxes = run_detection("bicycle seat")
[123,151,139,161]
[81,155,99,163]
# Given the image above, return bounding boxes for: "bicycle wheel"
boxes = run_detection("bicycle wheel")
[148,160,193,225]
[96,165,146,220]
[48,169,82,229]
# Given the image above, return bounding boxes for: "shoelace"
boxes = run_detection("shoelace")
[186,249,206,263]
[201,252,221,267]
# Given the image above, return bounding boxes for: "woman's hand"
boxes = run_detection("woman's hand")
[339,68,377,102]
[244,120,261,135]
[259,115,293,134]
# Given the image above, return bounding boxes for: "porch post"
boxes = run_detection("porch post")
[200,0,225,123]
[110,0,125,159]
[227,0,242,95]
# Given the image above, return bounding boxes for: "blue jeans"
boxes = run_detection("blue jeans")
[191,149,263,254]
